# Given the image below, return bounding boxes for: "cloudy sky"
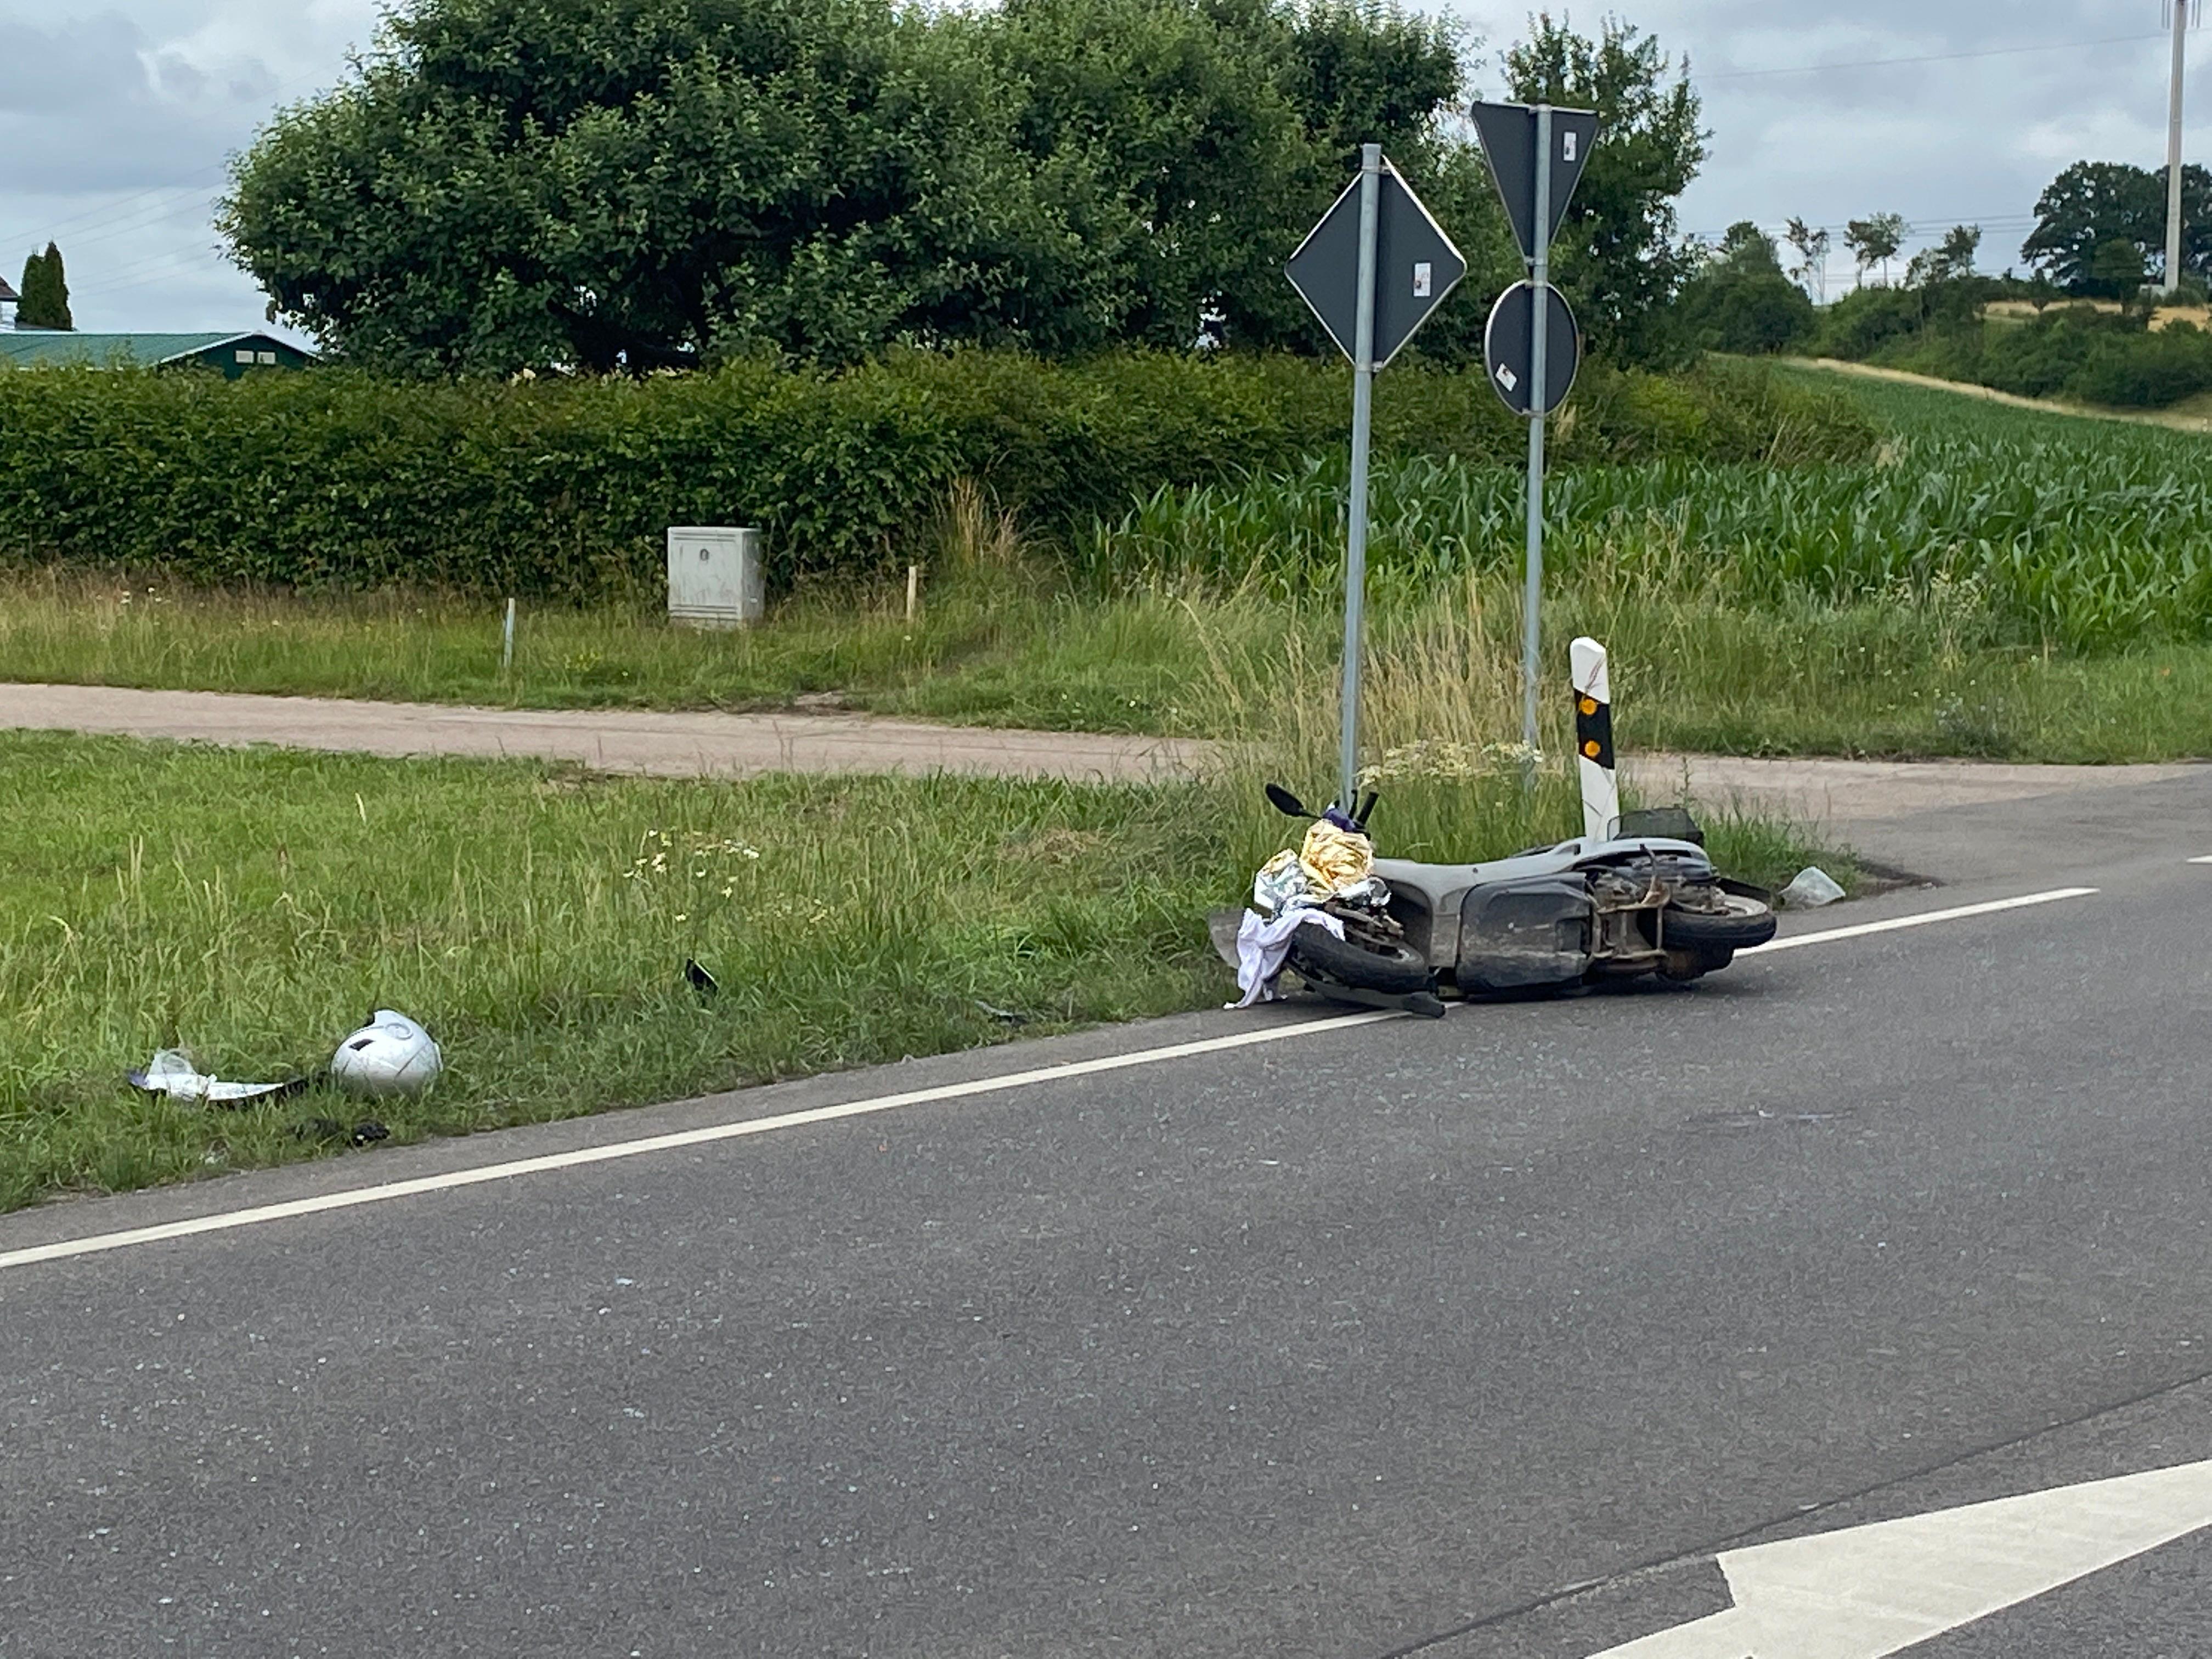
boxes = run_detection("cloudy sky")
[1,0,2204,335]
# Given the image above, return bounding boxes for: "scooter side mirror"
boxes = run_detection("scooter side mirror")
[1265,783,1311,819]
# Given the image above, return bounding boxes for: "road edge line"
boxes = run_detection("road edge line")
[0,885,2111,1274]
[0,1010,1401,1273]
[1741,886,2098,955]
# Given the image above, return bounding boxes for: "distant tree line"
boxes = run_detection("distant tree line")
[1671,154,2210,372]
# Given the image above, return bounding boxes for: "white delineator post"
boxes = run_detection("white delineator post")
[1571,635,1618,842]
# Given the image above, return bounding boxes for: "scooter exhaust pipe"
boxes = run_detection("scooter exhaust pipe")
[1570,636,1619,842]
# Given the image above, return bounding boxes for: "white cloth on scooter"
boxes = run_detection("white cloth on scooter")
[1229,907,1344,1008]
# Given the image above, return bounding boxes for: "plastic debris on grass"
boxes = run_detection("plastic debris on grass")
[128,1049,309,1105]
[1780,866,1847,909]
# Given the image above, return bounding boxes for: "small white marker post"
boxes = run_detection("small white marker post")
[1570,636,1617,841]
[905,563,921,622]
[501,596,517,676]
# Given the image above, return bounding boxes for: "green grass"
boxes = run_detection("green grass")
[0,729,1837,1216]
[0,569,1231,737]
[0,731,1222,1213]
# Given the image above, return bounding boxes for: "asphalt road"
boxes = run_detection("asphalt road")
[4,774,2211,1658]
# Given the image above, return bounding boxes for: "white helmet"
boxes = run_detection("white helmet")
[330,1009,443,1098]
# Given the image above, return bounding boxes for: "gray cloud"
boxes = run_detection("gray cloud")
[0,1,368,330]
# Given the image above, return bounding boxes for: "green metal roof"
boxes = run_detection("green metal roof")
[0,330,311,367]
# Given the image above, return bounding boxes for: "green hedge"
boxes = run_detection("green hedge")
[0,350,1876,597]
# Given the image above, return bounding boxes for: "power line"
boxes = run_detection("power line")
[10,181,217,252]
[0,60,342,257]
[69,235,235,298]
[1702,31,2175,81]
[42,193,225,261]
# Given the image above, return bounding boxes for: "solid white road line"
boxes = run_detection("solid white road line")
[2190,856,2212,865]
[0,884,2110,1274]
[1741,886,2098,955]
[0,1011,1400,1273]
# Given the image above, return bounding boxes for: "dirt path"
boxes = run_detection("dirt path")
[1795,358,2212,436]
[5,682,2198,827]
[0,682,1215,784]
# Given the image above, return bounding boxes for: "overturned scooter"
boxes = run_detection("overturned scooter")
[1237,638,1778,1013]
[1257,783,1775,1011]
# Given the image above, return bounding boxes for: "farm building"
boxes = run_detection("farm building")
[0,330,315,377]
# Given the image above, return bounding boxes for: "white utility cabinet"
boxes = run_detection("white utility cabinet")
[666,526,765,629]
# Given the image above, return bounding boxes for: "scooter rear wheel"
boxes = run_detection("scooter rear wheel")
[1661,892,1777,952]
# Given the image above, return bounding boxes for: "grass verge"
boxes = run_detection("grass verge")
[0,730,1836,1216]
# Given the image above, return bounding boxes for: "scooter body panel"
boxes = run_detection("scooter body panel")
[1455,877,1595,991]
[1375,836,1712,981]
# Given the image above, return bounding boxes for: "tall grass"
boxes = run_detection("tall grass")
[3,373,2204,763]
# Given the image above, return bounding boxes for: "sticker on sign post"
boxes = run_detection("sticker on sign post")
[1413,262,1432,297]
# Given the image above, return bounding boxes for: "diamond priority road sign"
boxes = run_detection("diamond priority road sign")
[1285,160,1466,370]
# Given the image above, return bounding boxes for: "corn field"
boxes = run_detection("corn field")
[1090,417,2212,653]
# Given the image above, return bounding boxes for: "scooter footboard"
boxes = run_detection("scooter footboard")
[1457,878,1594,992]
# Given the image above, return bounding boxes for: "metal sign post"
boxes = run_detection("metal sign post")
[1342,146,1381,812]
[1285,150,1466,809]
[1471,99,1599,768]
[1521,104,1553,761]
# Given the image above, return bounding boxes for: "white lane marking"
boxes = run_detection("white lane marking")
[0,884,2110,1273]
[1587,1457,2212,1658]
[0,1012,1400,1273]
[1741,887,2097,955]
[2190,856,2212,865]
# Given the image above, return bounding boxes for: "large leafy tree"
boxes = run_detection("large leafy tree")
[1674,221,1810,355]
[222,0,1486,373]
[986,0,1310,352]
[985,0,1469,353]
[1711,219,1780,277]
[222,0,1109,373]
[1499,13,1707,368]
[2021,159,2211,291]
